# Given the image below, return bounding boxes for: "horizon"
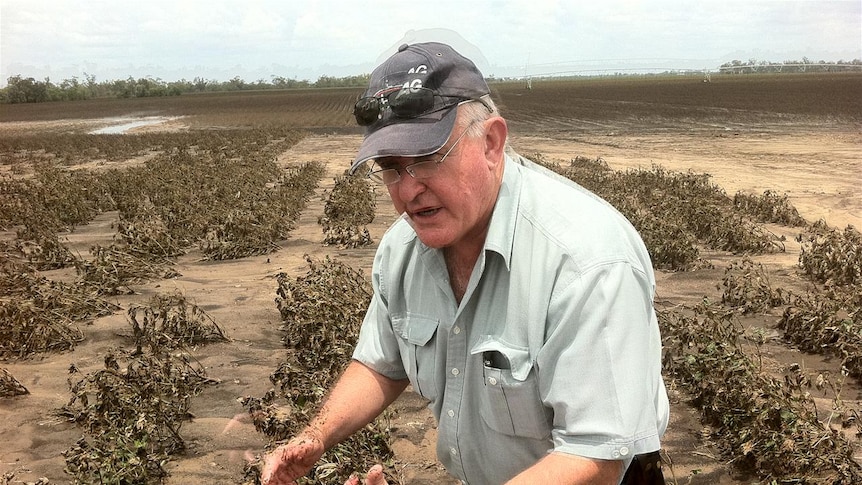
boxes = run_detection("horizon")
[4,57,861,91]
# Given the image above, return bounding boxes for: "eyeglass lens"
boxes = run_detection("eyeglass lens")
[366,118,478,185]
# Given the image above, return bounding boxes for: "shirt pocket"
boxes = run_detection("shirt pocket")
[471,337,552,439]
[392,313,439,400]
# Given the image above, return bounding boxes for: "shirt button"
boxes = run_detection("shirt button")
[619,446,630,456]
[451,368,460,376]
[453,326,461,335]
[447,409,455,418]
[488,377,498,386]
[450,447,458,456]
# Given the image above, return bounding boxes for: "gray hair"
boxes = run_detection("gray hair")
[457,95,513,156]
[457,95,500,138]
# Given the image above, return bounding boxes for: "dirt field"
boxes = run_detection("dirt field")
[1,75,861,484]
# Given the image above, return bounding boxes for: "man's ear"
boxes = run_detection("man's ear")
[483,116,508,168]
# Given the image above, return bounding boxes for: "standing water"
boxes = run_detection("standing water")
[88,116,178,134]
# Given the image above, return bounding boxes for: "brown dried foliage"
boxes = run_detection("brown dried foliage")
[128,291,229,353]
[241,256,398,484]
[0,258,116,358]
[0,367,29,397]
[661,301,862,483]
[319,172,376,248]
[62,349,215,484]
[720,258,790,314]
[557,158,783,270]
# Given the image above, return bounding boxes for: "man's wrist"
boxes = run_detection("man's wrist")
[295,423,327,450]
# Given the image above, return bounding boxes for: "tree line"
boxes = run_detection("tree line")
[719,58,861,74]
[3,57,860,104]
[0,73,371,104]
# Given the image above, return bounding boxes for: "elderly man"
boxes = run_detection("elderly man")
[262,41,669,485]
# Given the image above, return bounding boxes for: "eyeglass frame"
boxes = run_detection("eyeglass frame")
[366,117,481,186]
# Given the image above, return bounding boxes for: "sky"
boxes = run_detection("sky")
[1,0,860,87]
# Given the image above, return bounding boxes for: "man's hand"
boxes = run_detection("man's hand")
[344,464,388,485]
[259,362,408,484]
[260,431,325,485]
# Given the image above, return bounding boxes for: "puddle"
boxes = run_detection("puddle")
[88,116,179,135]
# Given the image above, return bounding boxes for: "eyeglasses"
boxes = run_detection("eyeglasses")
[353,87,467,126]
[366,119,479,186]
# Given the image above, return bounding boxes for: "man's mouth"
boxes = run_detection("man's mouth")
[408,207,441,219]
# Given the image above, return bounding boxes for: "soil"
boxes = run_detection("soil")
[1,116,860,484]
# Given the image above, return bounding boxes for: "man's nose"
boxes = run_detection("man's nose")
[394,172,427,201]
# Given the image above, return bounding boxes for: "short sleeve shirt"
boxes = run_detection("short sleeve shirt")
[353,153,669,485]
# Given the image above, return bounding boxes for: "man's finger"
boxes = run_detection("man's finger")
[343,474,360,485]
[364,464,388,485]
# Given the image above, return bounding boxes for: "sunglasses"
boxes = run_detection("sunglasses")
[353,87,467,126]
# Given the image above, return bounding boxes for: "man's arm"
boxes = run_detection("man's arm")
[300,360,408,449]
[505,452,623,485]
[261,360,409,485]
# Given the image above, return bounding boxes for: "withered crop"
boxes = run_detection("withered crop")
[720,258,790,314]
[319,171,376,248]
[0,258,116,358]
[241,256,397,484]
[0,367,29,397]
[127,291,229,353]
[62,349,215,484]
[660,301,862,483]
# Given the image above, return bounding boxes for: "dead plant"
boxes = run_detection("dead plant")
[127,291,229,352]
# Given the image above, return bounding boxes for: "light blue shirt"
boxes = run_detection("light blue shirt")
[353,153,669,484]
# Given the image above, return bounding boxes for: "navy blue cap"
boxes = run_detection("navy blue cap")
[350,42,490,174]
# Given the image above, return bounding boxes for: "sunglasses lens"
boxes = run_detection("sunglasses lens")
[388,87,434,118]
[354,88,443,126]
[354,97,381,126]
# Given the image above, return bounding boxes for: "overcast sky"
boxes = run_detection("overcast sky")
[1,0,860,86]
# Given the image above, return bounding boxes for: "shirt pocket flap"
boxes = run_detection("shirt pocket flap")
[471,336,533,381]
[392,313,439,346]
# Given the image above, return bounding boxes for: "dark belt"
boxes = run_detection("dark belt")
[621,450,666,485]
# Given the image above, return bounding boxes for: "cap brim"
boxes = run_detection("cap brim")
[349,105,458,175]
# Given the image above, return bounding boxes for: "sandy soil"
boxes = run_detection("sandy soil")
[1,122,860,484]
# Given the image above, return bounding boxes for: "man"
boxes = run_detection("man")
[262,41,669,485]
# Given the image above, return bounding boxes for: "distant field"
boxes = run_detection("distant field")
[495,72,862,134]
[2,73,860,133]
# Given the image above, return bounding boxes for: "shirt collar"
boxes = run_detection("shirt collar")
[483,153,521,270]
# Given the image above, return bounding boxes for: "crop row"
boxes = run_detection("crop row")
[661,301,861,483]
[3,132,858,483]
[2,128,324,294]
[721,224,862,381]
[319,171,377,248]
[1,127,322,358]
[0,126,338,483]
[241,256,395,484]
[538,155,784,270]
[60,293,225,483]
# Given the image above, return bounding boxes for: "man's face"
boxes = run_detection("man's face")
[377,120,500,250]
